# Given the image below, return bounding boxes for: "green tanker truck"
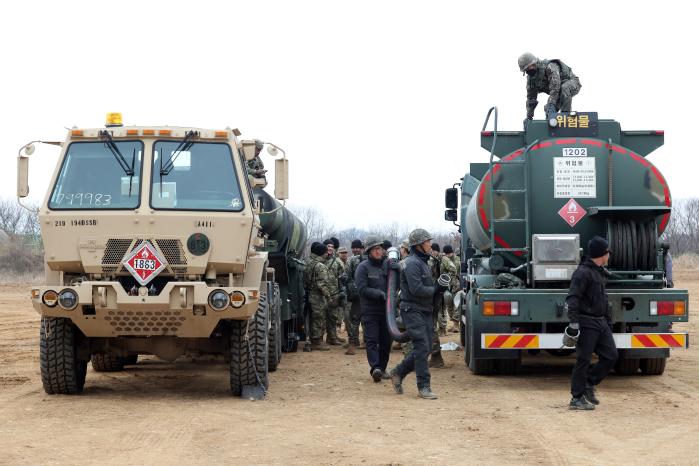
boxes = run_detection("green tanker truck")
[445,109,689,375]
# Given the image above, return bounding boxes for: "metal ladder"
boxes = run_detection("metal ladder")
[482,107,536,284]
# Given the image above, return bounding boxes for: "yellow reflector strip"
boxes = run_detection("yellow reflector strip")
[484,334,540,349]
[71,129,83,137]
[631,334,686,348]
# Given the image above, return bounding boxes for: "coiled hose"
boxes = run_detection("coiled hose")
[385,257,410,343]
[609,220,657,271]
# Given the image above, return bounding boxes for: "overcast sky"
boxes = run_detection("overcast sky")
[1,0,696,234]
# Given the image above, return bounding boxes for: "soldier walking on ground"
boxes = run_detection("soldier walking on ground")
[518,52,581,129]
[441,245,460,333]
[355,237,392,382]
[565,236,618,410]
[304,242,333,351]
[389,229,448,400]
[345,239,366,355]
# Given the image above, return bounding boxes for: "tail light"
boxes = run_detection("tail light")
[483,301,519,316]
[650,300,685,316]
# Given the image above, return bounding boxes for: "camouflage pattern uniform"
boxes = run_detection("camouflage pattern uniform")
[441,254,459,322]
[525,59,581,118]
[303,253,333,341]
[325,253,345,343]
[345,253,365,346]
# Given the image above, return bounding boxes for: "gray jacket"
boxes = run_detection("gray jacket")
[399,250,437,313]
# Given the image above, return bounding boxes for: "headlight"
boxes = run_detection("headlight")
[42,290,58,307]
[208,290,230,311]
[58,289,78,310]
[230,291,246,309]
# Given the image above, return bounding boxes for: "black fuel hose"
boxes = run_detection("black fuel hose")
[609,220,657,271]
[385,259,410,343]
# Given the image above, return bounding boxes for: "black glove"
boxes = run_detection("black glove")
[544,104,557,121]
[435,284,448,294]
[523,117,532,130]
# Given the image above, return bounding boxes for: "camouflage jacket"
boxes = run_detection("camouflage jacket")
[526,59,577,118]
[303,253,333,303]
[346,253,366,302]
[440,255,460,292]
[325,254,345,298]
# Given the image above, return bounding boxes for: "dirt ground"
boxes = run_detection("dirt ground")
[0,272,697,466]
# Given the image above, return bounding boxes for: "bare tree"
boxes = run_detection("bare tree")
[288,205,335,256]
[662,198,699,255]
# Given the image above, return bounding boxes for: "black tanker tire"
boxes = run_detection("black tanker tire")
[124,355,138,366]
[268,284,282,372]
[465,311,495,375]
[91,353,126,372]
[615,357,640,375]
[229,289,270,396]
[640,357,667,375]
[40,317,87,395]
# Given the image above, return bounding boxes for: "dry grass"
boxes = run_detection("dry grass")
[674,253,699,271]
[0,272,43,284]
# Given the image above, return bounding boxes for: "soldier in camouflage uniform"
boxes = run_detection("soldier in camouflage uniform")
[323,239,346,345]
[304,242,333,350]
[518,52,581,129]
[441,245,460,333]
[425,244,445,367]
[345,239,365,355]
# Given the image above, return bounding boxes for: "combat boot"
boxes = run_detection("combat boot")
[389,368,404,394]
[569,396,595,410]
[344,344,356,355]
[418,387,438,400]
[429,351,445,368]
[583,386,600,405]
[326,336,342,346]
[311,338,330,351]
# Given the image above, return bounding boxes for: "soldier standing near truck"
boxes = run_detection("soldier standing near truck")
[565,236,618,410]
[323,239,346,345]
[305,242,333,351]
[344,239,365,355]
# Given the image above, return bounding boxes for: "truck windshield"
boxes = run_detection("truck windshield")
[49,141,143,209]
[151,141,244,211]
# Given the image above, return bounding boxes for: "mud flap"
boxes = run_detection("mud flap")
[241,383,266,400]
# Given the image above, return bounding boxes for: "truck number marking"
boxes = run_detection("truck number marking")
[54,193,112,206]
[133,258,157,271]
[562,147,587,157]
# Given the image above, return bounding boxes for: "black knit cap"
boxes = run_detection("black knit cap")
[588,236,610,259]
[330,237,340,250]
[311,242,328,256]
[351,239,364,249]
[431,243,440,252]
[443,245,454,254]
[322,239,333,246]
[382,240,392,250]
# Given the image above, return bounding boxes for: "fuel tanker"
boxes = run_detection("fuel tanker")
[445,109,689,375]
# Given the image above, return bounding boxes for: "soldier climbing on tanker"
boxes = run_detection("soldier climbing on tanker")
[518,52,581,130]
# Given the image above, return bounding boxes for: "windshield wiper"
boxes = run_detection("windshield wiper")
[160,130,199,176]
[99,130,135,176]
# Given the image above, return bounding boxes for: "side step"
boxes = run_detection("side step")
[481,333,689,350]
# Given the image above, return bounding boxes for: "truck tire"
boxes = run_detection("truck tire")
[229,291,270,396]
[639,357,666,375]
[124,355,138,366]
[464,311,495,375]
[91,353,125,372]
[268,284,282,372]
[40,317,87,395]
[615,357,640,375]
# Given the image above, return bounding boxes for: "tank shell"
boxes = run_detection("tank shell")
[465,138,671,256]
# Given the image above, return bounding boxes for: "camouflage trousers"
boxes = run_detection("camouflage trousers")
[309,297,327,340]
[558,77,581,112]
[345,300,361,345]
[326,303,340,341]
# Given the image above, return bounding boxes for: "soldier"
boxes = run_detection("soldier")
[441,245,460,333]
[323,239,346,345]
[355,236,391,382]
[303,242,333,351]
[427,245,445,366]
[345,239,365,355]
[381,240,392,258]
[518,52,581,129]
[338,247,349,265]
[399,239,410,260]
[388,228,447,400]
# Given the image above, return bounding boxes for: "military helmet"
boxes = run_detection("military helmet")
[400,239,409,250]
[408,228,433,247]
[518,52,538,73]
[364,235,383,252]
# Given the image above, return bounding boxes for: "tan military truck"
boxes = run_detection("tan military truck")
[17,113,297,396]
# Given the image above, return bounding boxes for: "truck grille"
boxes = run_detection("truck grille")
[101,238,188,275]
[104,309,186,334]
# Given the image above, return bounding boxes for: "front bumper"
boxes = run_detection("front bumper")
[31,281,259,338]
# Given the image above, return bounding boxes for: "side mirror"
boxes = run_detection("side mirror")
[275,158,289,200]
[17,153,30,198]
[445,188,458,209]
[444,209,457,222]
